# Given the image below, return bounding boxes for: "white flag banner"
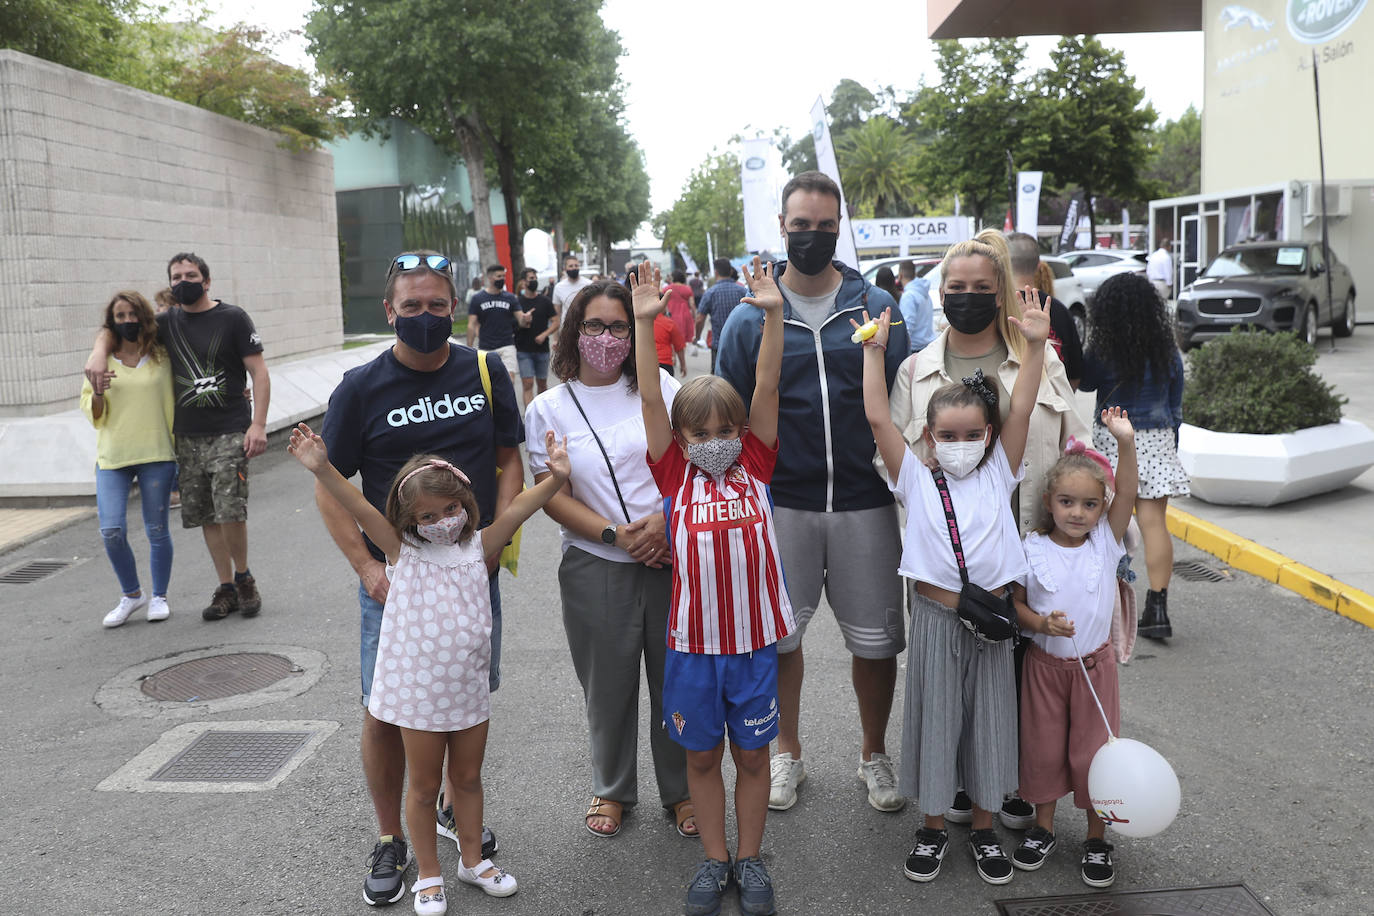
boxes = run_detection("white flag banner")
[809,95,859,269]
[677,243,700,276]
[740,137,782,255]
[1016,171,1043,236]
[1121,207,1131,249]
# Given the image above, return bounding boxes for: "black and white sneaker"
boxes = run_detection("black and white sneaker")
[999,793,1036,830]
[362,834,411,906]
[436,793,498,859]
[944,790,974,824]
[903,827,949,882]
[1012,826,1056,871]
[1080,838,1116,888]
[968,828,1014,885]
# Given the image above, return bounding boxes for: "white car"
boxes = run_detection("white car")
[1043,256,1089,340]
[1062,249,1149,302]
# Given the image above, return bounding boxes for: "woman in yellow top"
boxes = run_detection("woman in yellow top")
[80,291,177,627]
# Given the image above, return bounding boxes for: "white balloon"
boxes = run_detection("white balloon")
[1087,737,1181,838]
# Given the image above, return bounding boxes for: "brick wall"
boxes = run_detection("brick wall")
[0,50,342,416]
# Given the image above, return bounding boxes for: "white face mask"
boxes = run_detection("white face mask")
[932,435,989,479]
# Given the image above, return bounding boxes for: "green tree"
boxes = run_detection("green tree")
[654,152,744,269]
[0,0,131,76]
[1030,36,1157,243]
[905,39,1029,227]
[836,116,919,218]
[1144,105,1201,199]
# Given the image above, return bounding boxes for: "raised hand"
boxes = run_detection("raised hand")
[627,261,668,321]
[286,422,329,473]
[740,256,783,315]
[1100,406,1134,442]
[849,307,892,349]
[1010,285,1051,345]
[544,429,571,481]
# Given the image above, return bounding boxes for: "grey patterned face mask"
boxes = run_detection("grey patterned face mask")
[688,437,743,477]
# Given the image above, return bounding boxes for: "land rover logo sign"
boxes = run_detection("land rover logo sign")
[1022,183,1036,193]
[1287,0,1368,43]
[745,156,765,170]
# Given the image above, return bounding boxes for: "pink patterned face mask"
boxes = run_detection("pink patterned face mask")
[416,510,467,545]
[577,331,632,375]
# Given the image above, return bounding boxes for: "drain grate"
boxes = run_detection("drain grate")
[140,652,296,701]
[996,883,1276,915]
[0,559,75,585]
[1173,559,1232,583]
[149,730,312,782]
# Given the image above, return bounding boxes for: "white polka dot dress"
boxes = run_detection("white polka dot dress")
[367,534,491,732]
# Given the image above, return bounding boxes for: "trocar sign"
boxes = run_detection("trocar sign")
[851,217,973,250]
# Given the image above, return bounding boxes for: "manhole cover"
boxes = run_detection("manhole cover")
[0,559,75,585]
[149,730,312,782]
[996,883,1275,915]
[1173,559,1232,583]
[141,652,296,701]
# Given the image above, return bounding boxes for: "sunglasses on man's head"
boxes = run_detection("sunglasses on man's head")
[389,254,452,275]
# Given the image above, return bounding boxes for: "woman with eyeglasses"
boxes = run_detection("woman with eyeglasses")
[523,281,695,841]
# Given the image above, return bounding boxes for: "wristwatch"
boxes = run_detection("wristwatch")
[601,524,618,545]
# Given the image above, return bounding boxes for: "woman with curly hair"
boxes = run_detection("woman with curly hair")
[1081,272,1189,640]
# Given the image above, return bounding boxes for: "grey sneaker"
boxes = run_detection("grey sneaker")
[767,753,805,811]
[857,753,906,812]
[435,793,498,859]
[684,858,732,916]
[362,834,411,906]
[734,856,777,916]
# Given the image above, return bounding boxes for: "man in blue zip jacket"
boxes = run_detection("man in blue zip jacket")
[717,171,909,816]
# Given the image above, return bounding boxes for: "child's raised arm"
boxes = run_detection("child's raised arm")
[1101,407,1138,541]
[481,430,570,557]
[287,422,401,562]
[856,308,908,483]
[742,256,784,447]
[629,263,674,462]
[1002,286,1050,472]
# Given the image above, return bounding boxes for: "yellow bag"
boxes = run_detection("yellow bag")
[477,350,522,576]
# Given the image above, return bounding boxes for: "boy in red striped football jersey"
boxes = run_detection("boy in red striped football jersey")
[631,258,796,916]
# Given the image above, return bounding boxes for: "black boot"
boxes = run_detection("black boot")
[1139,588,1173,640]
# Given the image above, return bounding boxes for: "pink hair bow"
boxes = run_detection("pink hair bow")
[1064,437,1116,491]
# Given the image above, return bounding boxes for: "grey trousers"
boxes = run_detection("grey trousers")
[559,546,688,808]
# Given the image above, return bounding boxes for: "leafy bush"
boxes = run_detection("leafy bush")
[1183,329,1345,434]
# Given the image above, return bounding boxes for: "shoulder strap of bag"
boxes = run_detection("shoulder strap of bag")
[477,347,492,402]
[931,468,971,587]
[563,382,633,524]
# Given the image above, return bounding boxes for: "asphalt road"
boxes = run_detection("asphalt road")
[4,377,1372,915]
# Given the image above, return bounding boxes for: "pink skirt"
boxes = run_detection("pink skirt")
[1019,641,1119,810]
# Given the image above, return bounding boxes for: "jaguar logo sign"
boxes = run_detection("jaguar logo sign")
[1287,0,1368,43]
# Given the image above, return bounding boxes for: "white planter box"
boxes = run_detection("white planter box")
[1178,419,1374,506]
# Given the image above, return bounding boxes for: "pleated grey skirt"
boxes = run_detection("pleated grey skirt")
[899,586,1019,816]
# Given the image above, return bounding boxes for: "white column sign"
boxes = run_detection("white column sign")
[1016,171,1043,236]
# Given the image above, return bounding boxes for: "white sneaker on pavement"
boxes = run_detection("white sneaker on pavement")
[857,752,906,811]
[768,752,806,810]
[103,594,148,628]
[146,596,170,621]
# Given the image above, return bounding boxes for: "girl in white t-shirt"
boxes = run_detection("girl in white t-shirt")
[1012,408,1137,889]
[860,280,1051,887]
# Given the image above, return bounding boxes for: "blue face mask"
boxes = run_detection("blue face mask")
[394,311,452,353]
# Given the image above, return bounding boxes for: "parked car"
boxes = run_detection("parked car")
[1043,255,1089,340]
[1174,241,1356,349]
[859,256,942,286]
[1063,249,1148,301]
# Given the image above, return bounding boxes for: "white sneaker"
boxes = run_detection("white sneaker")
[411,876,446,915]
[103,594,148,628]
[857,752,906,812]
[768,752,806,810]
[456,858,517,897]
[146,596,170,622]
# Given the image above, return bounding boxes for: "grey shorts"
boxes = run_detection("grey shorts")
[773,504,905,658]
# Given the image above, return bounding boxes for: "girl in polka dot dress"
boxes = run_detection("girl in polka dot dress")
[288,422,569,915]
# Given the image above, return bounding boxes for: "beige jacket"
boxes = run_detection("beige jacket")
[882,329,1090,534]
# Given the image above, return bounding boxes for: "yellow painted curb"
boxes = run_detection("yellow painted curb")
[1165,505,1374,630]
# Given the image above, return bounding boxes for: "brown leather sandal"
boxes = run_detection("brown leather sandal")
[672,799,698,838]
[585,796,623,837]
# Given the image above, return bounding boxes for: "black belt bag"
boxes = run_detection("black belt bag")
[931,469,1017,643]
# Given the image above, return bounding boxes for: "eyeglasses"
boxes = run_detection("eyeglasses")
[388,253,452,276]
[580,319,631,339]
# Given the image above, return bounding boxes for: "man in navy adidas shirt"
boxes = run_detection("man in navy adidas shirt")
[317,250,523,907]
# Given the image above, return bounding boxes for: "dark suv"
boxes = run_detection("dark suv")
[1175,241,1356,349]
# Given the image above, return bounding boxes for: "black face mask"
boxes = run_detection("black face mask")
[492,278,505,290]
[785,230,838,276]
[566,269,580,281]
[115,321,141,342]
[941,292,1000,335]
[526,279,539,292]
[393,311,452,353]
[171,280,204,305]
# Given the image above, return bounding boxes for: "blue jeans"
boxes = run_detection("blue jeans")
[360,569,503,705]
[96,461,176,596]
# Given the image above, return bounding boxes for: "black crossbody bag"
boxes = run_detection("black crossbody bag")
[931,468,1017,643]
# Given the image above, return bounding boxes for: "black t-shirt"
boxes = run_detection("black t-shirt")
[320,344,524,562]
[468,290,521,349]
[156,301,263,436]
[1041,292,1084,382]
[514,294,557,352]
